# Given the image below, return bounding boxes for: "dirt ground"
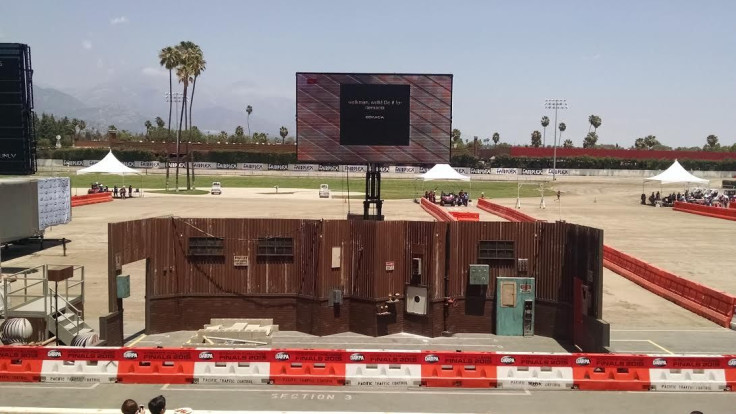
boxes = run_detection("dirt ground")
[2,177,731,336]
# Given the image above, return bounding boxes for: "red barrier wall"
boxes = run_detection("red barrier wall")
[673,201,736,222]
[420,198,456,222]
[603,245,736,327]
[476,199,736,329]
[449,211,479,222]
[71,192,113,207]
[509,147,736,161]
[476,199,540,223]
[3,346,735,391]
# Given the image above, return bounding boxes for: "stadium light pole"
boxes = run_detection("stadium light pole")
[544,99,568,181]
[165,92,183,191]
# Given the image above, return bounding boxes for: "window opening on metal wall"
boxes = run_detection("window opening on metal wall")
[478,240,515,263]
[257,237,294,258]
[188,237,225,256]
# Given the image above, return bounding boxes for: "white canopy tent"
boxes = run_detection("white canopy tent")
[420,164,470,181]
[644,160,708,185]
[76,150,141,176]
[76,150,142,191]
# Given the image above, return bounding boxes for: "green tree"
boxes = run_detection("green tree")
[279,126,288,144]
[451,128,462,143]
[558,122,566,144]
[159,45,180,189]
[563,139,573,148]
[706,134,719,150]
[173,43,194,191]
[531,130,542,147]
[541,116,550,146]
[144,120,153,136]
[583,131,598,148]
[182,42,206,138]
[235,126,244,137]
[634,137,646,149]
[643,135,660,150]
[588,115,602,132]
[246,105,253,137]
[492,132,500,145]
[154,116,165,129]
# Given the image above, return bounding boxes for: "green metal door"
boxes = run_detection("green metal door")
[496,277,535,336]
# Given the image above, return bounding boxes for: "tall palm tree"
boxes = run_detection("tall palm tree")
[183,42,205,135]
[174,46,192,192]
[246,105,253,137]
[279,126,288,144]
[144,120,153,139]
[492,132,500,145]
[558,122,567,142]
[159,46,180,189]
[541,116,550,147]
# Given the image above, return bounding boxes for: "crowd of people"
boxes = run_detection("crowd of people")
[641,189,733,208]
[121,395,168,414]
[113,184,137,199]
[423,189,471,207]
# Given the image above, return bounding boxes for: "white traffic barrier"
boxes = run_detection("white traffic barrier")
[40,360,118,383]
[345,364,422,386]
[496,366,574,390]
[192,361,271,385]
[649,369,728,391]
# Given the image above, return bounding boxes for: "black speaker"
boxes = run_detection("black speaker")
[0,43,36,175]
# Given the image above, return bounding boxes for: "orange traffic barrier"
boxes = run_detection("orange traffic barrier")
[572,355,651,391]
[0,348,44,382]
[449,211,480,222]
[673,201,736,222]
[420,198,456,222]
[268,350,346,385]
[476,199,540,222]
[420,352,497,388]
[71,192,113,207]
[115,349,194,384]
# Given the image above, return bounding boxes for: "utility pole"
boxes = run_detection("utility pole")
[544,99,568,181]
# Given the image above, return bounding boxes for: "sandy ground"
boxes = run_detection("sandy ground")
[1,177,731,336]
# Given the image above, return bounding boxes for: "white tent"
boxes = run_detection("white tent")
[644,159,708,185]
[420,164,470,181]
[76,150,141,176]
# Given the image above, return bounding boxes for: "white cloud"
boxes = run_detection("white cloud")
[141,67,168,78]
[82,40,92,50]
[110,16,129,25]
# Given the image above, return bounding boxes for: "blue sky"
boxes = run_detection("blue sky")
[2,0,735,147]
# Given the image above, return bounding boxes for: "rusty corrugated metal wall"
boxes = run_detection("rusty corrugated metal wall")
[109,218,592,309]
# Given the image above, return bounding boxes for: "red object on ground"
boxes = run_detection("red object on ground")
[449,211,479,221]
[71,192,113,207]
[420,197,456,222]
[476,199,540,222]
[673,201,736,221]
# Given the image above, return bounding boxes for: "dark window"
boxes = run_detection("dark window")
[478,240,515,263]
[188,237,224,256]
[257,237,294,257]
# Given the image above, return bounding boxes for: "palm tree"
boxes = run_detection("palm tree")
[279,126,288,144]
[159,45,180,189]
[174,46,193,192]
[706,134,719,149]
[78,120,86,141]
[588,115,602,133]
[563,139,573,148]
[154,117,165,129]
[246,105,253,137]
[558,122,566,144]
[541,116,550,146]
[492,132,500,145]
[183,42,205,137]
[144,120,153,139]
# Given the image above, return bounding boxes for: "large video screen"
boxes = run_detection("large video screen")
[297,73,452,164]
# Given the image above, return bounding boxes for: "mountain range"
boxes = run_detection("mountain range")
[32,75,295,138]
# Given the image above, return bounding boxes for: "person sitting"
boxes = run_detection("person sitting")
[148,395,166,414]
[121,399,142,414]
